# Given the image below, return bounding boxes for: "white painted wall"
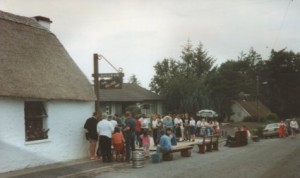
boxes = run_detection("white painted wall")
[230,102,250,122]
[0,98,94,173]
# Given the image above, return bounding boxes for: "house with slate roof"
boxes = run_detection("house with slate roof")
[0,10,95,173]
[99,83,163,116]
[230,100,272,121]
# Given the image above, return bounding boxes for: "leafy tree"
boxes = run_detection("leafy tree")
[128,74,141,86]
[261,49,300,118]
[204,48,263,120]
[149,58,180,94]
[150,41,215,114]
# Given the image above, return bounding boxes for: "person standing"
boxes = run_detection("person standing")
[140,130,151,157]
[135,115,142,147]
[183,113,190,141]
[189,116,196,142]
[174,114,183,142]
[278,120,286,138]
[84,112,99,160]
[112,127,125,162]
[109,115,118,129]
[163,115,173,131]
[151,115,159,146]
[123,111,136,162]
[97,113,114,163]
[290,118,299,138]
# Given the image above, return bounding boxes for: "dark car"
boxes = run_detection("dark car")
[262,123,279,138]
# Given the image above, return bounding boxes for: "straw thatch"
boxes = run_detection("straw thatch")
[0,10,96,101]
[236,100,272,117]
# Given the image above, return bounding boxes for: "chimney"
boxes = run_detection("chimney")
[33,16,52,30]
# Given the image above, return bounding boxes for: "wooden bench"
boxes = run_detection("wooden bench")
[161,145,193,161]
[197,135,220,154]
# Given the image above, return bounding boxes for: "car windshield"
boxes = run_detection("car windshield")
[265,123,279,129]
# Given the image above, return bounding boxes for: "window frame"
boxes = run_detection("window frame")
[24,101,49,142]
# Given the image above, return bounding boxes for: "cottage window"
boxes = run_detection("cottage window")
[25,101,48,141]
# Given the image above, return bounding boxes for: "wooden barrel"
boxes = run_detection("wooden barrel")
[132,151,144,168]
[162,152,173,161]
[180,149,191,157]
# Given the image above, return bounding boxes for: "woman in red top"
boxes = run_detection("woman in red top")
[112,127,125,161]
[278,120,286,138]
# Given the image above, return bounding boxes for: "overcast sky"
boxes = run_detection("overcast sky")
[1,0,299,88]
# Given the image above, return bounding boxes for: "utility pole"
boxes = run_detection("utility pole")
[93,53,100,116]
[256,75,259,118]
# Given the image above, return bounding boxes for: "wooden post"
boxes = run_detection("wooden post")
[93,53,100,116]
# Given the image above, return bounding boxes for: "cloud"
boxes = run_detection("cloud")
[2,0,300,88]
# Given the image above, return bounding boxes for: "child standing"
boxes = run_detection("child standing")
[112,127,125,161]
[140,130,151,157]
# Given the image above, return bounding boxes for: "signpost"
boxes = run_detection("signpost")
[93,53,124,116]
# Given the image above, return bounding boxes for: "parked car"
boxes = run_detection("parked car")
[262,123,279,138]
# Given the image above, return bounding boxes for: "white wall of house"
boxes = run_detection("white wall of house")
[230,102,250,122]
[0,98,94,173]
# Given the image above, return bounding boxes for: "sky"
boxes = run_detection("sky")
[1,0,299,88]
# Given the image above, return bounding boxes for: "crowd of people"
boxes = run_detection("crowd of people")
[84,111,300,163]
[83,112,221,162]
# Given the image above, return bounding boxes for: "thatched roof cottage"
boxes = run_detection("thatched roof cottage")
[0,10,96,173]
[230,100,272,121]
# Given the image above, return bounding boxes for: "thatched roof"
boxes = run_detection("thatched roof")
[99,83,163,102]
[236,100,272,117]
[0,10,96,101]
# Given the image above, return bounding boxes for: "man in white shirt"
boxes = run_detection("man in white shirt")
[109,115,118,128]
[97,113,114,162]
[290,118,299,137]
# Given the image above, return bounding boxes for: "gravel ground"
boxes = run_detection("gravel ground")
[94,136,300,178]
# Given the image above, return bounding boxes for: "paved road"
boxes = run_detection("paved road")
[93,137,300,178]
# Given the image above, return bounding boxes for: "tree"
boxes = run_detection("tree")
[204,48,263,120]
[261,49,300,118]
[150,41,215,114]
[128,74,141,86]
[149,58,180,95]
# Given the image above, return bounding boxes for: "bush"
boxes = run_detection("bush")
[244,113,279,123]
[243,116,258,122]
[252,126,265,137]
[266,113,279,123]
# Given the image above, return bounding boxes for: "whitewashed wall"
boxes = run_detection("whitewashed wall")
[230,102,250,122]
[0,98,94,173]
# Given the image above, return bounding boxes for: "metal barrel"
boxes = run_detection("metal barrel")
[151,153,160,163]
[132,151,144,168]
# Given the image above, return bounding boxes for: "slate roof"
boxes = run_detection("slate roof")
[0,10,96,101]
[99,83,163,102]
[236,100,272,116]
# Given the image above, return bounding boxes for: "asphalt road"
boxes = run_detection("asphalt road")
[93,137,300,178]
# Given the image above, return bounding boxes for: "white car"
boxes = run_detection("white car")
[262,123,279,138]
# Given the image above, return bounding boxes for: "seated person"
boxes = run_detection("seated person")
[157,130,172,153]
[224,127,239,146]
[166,128,177,146]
